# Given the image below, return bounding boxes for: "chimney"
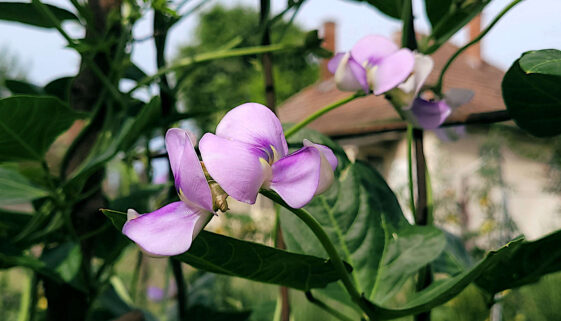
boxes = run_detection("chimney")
[466,14,482,67]
[320,21,336,81]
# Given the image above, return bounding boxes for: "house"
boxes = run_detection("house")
[277,20,561,246]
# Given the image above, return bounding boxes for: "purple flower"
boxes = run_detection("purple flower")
[328,35,415,95]
[199,103,337,209]
[408,88,474,129]
[122,129,214,256]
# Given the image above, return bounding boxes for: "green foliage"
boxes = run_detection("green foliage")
[0,2,78,28]
[280,129,446,310]
[424,0,489,52]
[348,0,402,19]
[0,96,83,162]
[102,209,346,291]
[502,50,561,137]
[519,49,561,77]
[176,5,319,131]
[0,166,49,205]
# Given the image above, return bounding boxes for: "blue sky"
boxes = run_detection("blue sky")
[0,0,560,85]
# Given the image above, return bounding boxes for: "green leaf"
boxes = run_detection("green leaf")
[361,230,561,319]
[0,2,78,28]
[0,209,32,238]
[123,63,148,82]
[0,166,49,205]
[0,96,83,162]
[44,77,73,101]
[4,79,44,95]
[519,49,561,77]
[0,242,86,292]
[502,57,561,137]
[279,129,446,307]
[475,229,561,294]
[424,0,489,53]
[101,209,344,291]
[433,231,473,276]
[41,242,86,292]
[347,0,402,19]
[362,237,526,319]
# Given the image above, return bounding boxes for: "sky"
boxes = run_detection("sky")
[0,0,560,86]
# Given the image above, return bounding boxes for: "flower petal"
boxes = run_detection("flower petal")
[200,133,269,204]
[270,147,322,208]
[303,139,337,171]
[328,53,345,74]
[411,98,452,129]
[444,88,474,109]
[122,201,212,256]
[399,53,434,97]
[371,49,415,95]
[215,103,288,159]
[165,129,213,212]
[350,35,398,66]
[334,53,368,92]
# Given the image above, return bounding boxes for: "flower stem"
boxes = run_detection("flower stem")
[128,43,298,94]
[284,91,365,139]
[407,125,416,219]
[433,0,524,94]
[261,190,375,320]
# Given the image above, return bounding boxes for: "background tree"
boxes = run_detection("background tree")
[175,5,319,132]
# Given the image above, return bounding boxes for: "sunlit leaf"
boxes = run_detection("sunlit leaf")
[102,209,345,290]
[519,49,561,77]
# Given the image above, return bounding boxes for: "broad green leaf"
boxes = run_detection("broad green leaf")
[0,166,49,205]
[424,0,489,53]
[0,96,83,162]
[362,237,526,319]
[102,209,344,291]
[279,129,446,307]
[0,2,78,28]
[433,231,473,276]
[5,79,44,95]
[361,230,561,319]
[475,229,561,294]
[502,57,561,137]
[347,0,402,19]
[519,49,561,77]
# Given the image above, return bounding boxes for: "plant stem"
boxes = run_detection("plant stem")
[284,91,364,139]
[433,0,524,94]
[128,43,298,94]
[407,125,416,219]
[261,190,374,320]
[171,259,188,321]
[305,291,355,321]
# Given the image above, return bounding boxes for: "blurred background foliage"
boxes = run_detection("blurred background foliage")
[175,5,318,132]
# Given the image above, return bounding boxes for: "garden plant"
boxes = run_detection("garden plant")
[1,0,560,320]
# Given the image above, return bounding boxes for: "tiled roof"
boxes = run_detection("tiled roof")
[278,41,506,137]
